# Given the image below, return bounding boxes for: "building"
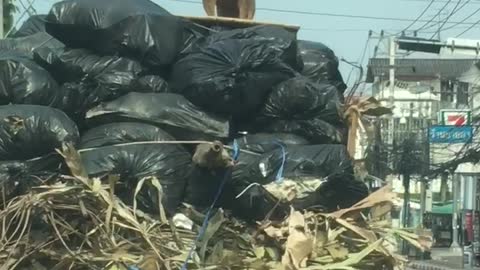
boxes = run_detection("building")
[366,57,480,162]
[365,56,480,229]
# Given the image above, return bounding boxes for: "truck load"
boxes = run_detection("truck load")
[0,1,431,269]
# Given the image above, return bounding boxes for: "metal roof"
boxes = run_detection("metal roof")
[366,58,479,83]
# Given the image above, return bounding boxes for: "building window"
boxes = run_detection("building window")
[457,82,469,106]
[441,80,454,102]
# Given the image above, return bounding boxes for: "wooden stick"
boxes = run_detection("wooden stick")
[181,15,300,32]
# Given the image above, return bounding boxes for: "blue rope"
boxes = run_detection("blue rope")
[180,140,240,270]
[271,141,286,183]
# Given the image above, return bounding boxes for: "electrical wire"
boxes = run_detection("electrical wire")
[167,0,480,26]
[421,0,471,32]
[429,0,464,39]
[456,16,480,36]
[429,6,480,32]
[415,0,453,32]
[397,0,436,35]
[346,35,370,86]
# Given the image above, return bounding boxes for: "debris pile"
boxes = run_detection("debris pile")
[0,0,431,268]
[1,144,431,269]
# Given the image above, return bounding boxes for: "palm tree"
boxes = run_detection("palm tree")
[3,0,17,35]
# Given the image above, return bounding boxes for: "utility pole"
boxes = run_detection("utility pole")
[451,173,462,251]
[388,36,396,125]
[0,0,4,38]
[388,36,396,154]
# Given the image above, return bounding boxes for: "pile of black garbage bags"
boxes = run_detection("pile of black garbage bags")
[0,0,368,221]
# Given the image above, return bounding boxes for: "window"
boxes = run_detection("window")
[457,82,469,106]
[441,80,454,102]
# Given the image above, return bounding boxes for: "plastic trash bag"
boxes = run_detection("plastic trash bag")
[45,0,191,69]
[185,165,288,221]
[259,76,343,125]
[298,40,347,93]
[0,33,64,57]
[235,133,309,154]
[80,143,192,214]
[11,15,47,37]
[80,122,175,148]
[231,145,353,186]
[257,118,343,144]
[0,105,79,161]
[131,75,169,93]
[86,92,230,140]
[292,178,368,211]
[0,52,60,106]
[171,26,299,119]
[231,144,366,212]
[33,47,143,87]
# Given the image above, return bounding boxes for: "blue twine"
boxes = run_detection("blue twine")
[271,141,286,183]
[180,140,240,270]
[127,267,139,270]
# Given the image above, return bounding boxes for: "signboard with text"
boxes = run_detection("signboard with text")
[429,125,473,144]
[439,110,472,126]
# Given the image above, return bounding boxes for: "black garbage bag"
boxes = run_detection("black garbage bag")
[231,144,365,212]
[0,52,60,106]
[292,178,368,211]
[80,143,192,214]
[0,105,79,161]
[231,145,353,186]
[0,154,65,196]
[11,15,47,38]
[86,92,230,140]
[235,133,309,154]
[222,175,288,221]
[185,164,288,222]
[80,122,175,148]
[33,47,143,87]
[131,75,169,93]
[45,0,190,69]
[0,159,64,201]
[0,32,64,58]
[184,166,225,208]
[259,118,343,144]
[298,40,347,93]
[171,26,299,119]
[55,79,115,125]
[259,77,343,124]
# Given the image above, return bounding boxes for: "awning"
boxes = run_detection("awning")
[431,203,452,214]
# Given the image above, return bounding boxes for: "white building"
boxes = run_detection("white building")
[366,58,480,160]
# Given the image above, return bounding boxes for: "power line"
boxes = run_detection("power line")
[398,0,436,34]
[456,17,480,36]
[431,0,473,31]
[439,6,480,31]
[416,0,452,32]
[167,0,480,26]
[430,0,463,39]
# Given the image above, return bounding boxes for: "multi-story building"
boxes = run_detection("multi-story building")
[365,57,480,231]
[366,58,480,167]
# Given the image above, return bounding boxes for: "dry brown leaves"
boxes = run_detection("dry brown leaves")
[0,145,432,270]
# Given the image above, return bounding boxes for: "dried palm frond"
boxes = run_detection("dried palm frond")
[0,144,431,270]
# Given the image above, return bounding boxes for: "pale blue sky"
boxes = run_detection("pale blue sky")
[19,0,480,87]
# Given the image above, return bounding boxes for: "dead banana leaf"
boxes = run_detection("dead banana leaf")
[334,218,377,243]
[325,244,349,261]
[315,239,384,270]
[281,209,314,270]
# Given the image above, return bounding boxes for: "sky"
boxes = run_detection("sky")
[19,0,480,89]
